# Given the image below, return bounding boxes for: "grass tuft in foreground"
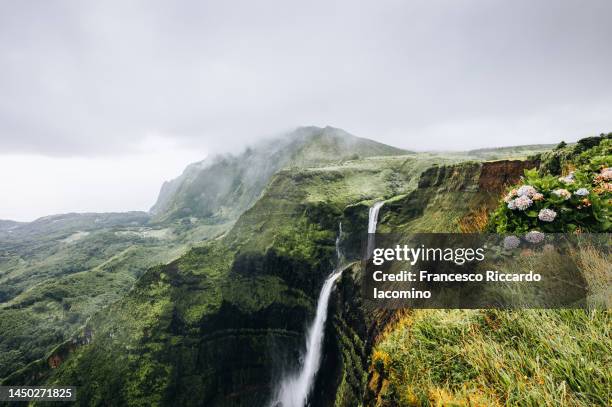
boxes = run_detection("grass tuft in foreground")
[370,309,611,406]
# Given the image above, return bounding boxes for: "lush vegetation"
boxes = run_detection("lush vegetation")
[4,128,609,406]
[0,127,413,384]
[1,129,453,405]
[0,223,205,379]
[490,134,611,233]
[371,309,611,407]
[27,151,440,406]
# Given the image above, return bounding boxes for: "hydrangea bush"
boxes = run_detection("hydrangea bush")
[490,138,611,234]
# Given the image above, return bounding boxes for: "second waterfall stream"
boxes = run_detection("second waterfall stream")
[270,202,384,407]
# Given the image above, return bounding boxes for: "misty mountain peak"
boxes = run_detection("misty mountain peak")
[149,127,408,221]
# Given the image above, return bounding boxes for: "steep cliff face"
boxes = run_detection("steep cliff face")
[327,158,540,406]
[376,159,538,234]
[478,159,539,192]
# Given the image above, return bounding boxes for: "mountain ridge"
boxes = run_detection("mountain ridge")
[148,126,410,222]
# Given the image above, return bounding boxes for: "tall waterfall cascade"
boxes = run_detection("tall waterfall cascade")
[271,204,383,407]
[367,201,384,257]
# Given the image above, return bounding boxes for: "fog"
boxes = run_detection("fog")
[1,0,611,220]
[0,139,205,221]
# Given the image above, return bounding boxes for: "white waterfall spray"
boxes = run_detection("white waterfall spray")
[270,268,342,407]
[270,206,382,407]
[367,201,384,257]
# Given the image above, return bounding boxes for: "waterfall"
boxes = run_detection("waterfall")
[270,268,343,407]
[270,205,382,407]
[368,201,384,234]
[367,201,384,257]
[335,222,343,264]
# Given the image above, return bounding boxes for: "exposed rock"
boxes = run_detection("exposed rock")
[478,159,539,192]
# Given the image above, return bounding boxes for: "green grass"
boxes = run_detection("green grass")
[371,309,611,407]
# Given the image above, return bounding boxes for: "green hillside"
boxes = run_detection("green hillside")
[0,212,193,378]
[0,127,411,383]
[2,129,608,407]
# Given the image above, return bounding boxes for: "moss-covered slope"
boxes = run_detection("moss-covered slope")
[5,152,442,406]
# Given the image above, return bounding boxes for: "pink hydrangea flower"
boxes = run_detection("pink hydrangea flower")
[513,195,533,211]
[517,185,538,197]
[525,231,545,244]
[538,208,557,222]
[503,236,521,250]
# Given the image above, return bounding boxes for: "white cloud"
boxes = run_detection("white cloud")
[0,143,206,221]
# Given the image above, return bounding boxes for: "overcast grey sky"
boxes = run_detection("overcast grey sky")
[1,0,611,220]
